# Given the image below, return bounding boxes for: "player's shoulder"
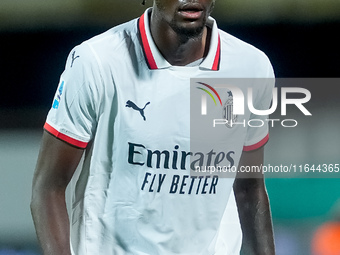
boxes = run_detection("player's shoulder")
[219,29,269,60]
[218,29,272,70]
[84,18,138,54]
[67,17,139,65]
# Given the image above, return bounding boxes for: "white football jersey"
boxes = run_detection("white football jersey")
[44,8,274,255]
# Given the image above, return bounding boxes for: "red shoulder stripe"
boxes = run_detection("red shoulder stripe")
[243,133,269,151]
[44,122,88,149]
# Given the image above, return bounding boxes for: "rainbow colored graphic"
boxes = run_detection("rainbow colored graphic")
[196,82,222,106]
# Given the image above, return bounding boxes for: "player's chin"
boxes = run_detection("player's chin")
[171,19,206,38]
[181,25,205,38]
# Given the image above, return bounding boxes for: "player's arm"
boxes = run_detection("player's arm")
[30,131,84,255]
[233,147,275,255]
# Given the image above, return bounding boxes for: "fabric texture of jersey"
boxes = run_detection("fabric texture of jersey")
[45,8,274,255]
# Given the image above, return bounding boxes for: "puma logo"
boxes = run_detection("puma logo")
[126,100,150,121]
[71,51,80,68]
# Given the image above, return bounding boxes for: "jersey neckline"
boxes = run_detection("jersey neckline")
[138,8,221,71]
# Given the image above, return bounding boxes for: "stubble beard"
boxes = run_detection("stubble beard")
[169,18,206,42]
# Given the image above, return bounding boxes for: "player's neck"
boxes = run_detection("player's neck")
[150,16,210,66]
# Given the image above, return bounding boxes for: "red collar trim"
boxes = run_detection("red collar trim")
[138,10,221,71]
[138,12,158,70]
[212,34,221,71]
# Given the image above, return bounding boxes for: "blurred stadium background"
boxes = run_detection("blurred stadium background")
[0,0,339,254]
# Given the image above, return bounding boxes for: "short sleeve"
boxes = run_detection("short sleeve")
[243,62,275,151]
[44,43,103,148]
